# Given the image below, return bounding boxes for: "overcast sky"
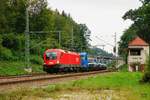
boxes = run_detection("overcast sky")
[47,0,142,53]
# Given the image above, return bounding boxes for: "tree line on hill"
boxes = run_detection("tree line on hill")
[118,0,150,83]
[0,0,92,61]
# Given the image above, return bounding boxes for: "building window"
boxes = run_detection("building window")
[130,49,141,56]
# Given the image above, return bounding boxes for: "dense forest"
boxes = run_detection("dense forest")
[118,0,150,62]
[0,0,92,62]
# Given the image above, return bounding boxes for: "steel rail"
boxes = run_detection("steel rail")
[0,73,47,79]
[0,70,111,86]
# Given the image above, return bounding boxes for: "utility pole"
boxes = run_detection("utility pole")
[71,27,74,50]
[101,45,105,50]
[58,31,61,48]
[114,33,117,57]
[25,6,31,72]
[114,32,118,69]
[24,1,62,73]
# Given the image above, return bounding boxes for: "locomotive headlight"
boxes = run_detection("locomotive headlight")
[56,60,59,64]
[48,62,54,64]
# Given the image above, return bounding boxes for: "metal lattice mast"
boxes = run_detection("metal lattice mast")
[58,31,61,48]
[114,33,117,57]
[71,27,74,50]
[25,6,30,70]
[24,0,62,72]
[114,32,118,69]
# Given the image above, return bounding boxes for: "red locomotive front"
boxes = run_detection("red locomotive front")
[43,49,81,70]
[43,49,60,68]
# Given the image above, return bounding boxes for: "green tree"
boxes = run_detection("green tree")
[0,0,91,61]
[0,0,9,33]
[120,0,150,82]
[123,0,150,44]
[118,25,137,63]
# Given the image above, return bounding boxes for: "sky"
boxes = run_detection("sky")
[47,0,142,53]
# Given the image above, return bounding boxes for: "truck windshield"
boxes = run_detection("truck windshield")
[46,52,57,60]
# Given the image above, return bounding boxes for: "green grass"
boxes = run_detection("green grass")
[0,61,44,75]
[0,72,150,100]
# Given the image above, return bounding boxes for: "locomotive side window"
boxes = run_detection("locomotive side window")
[46,52,57,60]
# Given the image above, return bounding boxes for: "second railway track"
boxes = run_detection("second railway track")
[0,70,114,92]
[0,70,111,86]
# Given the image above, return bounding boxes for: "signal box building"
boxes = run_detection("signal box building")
[128,37,149,72]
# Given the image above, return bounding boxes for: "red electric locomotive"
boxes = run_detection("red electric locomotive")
[43,49,81,72]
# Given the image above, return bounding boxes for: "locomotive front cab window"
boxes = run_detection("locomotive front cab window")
[81,55,87,60]
[46,52,57,60]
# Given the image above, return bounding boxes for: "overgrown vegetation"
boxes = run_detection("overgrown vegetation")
[118,64,128,72]
[0,72,150,100]
[0,61,43,75]
[141,56,150,83]
[106,60,116,69]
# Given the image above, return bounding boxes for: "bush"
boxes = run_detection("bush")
[30,55,43,65]
[118,64,128,72]
[0,46,13,60]
[0,34,25,61]
[141,55,150,83]
[142,72,150,82]
[107,61,117,70]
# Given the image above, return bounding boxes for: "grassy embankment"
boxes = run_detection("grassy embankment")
[0,72,150,100]
[0,61,44,75]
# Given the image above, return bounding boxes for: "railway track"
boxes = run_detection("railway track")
[0,73,47,79]
[0,70,111,86]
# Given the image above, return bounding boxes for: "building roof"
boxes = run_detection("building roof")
[128,37,149,46]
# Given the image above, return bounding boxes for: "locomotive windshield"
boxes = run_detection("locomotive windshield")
[46,52,57,60]
[80,55,87,60]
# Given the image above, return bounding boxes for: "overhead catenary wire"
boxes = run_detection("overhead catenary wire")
[95,36,114,47]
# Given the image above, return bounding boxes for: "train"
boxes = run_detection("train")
[43,49,106,73]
